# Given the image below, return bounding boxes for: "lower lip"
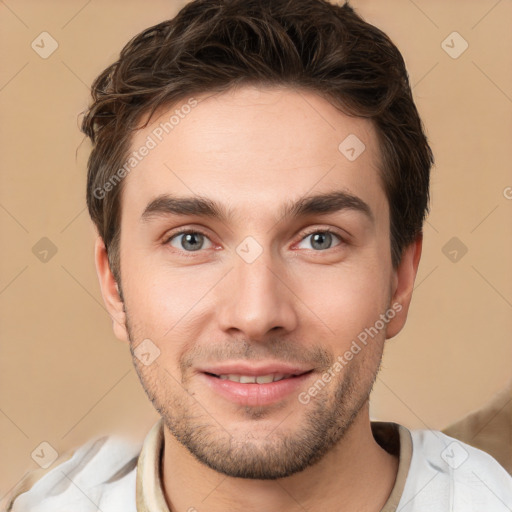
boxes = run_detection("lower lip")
[199,372,313,407]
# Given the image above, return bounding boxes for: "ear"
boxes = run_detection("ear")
[386,233,423,339]
[94,236,129,343]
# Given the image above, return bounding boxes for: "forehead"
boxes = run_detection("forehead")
[121,85,388,225]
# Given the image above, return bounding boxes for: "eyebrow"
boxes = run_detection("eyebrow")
[140,190,374,224]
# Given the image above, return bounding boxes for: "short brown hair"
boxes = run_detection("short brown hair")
[81,0,433,285]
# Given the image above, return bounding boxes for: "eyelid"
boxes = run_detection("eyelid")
[293,227,346,250]
[164,226,210,242]
[163,225,349,252]
[298,226,346,240]
[163,227,215,249]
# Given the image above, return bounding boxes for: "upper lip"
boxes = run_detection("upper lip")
[198,362,314,376]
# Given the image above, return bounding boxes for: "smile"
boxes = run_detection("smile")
[199,369,314,406]
[207,372,304,383]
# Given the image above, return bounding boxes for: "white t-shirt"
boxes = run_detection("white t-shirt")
[6,419,512,511]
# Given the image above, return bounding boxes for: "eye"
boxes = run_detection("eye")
[296,229,343,251]
[167,230,214,252]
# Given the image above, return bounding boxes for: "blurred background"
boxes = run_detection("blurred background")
[1,0,511,499]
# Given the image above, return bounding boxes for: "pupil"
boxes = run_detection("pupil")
[312,232,331,250]
[183,233,202,251]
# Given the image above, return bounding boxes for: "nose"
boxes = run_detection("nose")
[215,248,299,340]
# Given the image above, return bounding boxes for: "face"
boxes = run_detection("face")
[96,85,419,479]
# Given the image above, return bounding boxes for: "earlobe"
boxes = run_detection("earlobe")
[94,236,130,343]
[386,233,423,339]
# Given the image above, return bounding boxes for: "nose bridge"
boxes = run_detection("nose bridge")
[215,243,298,338]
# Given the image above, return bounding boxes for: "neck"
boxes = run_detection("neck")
[160,404,399,512]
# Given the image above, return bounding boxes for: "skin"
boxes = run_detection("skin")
[95,85,422,512]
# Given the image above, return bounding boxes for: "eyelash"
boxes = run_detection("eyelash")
[163,227,346,253]
[163,228,214,252]
[299,227,345,247]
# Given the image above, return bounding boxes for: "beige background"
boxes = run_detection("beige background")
[1,0,511,499]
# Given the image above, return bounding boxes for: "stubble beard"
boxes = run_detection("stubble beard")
[126,313,383,480]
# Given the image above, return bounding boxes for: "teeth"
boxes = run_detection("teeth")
[256,374,274,384]
[217,373,293,383]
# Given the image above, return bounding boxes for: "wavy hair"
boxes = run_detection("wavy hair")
[81,0,433,284]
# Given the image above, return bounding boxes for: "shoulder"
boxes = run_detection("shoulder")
[5,433,141,512]
[442,381,512,474]
[400,428,512,511]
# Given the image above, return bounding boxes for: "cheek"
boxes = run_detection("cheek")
[122,264,220,377]
[292,260,391,338]
[121,248,213,333]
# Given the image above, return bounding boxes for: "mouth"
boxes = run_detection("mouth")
[204,371,312,384]
[197,365,315,406]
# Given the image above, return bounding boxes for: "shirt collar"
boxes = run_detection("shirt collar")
[136,418,413,512]
[136,418,170,512]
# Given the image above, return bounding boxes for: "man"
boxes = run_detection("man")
[6,0,512,510]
